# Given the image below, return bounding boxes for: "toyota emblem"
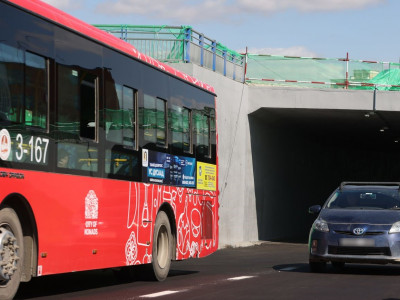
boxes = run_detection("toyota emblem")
[353,228,365,235]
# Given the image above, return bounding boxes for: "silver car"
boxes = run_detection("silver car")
[308,182,400,272]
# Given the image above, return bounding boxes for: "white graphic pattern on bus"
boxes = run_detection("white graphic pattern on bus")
[125,182,216,265]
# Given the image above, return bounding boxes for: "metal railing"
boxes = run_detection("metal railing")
[95,25,246,83]
[95,25,400,90]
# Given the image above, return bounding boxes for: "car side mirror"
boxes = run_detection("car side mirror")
[308,205,321,214]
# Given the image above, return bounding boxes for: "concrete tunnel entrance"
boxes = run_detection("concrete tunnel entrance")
[249,108,400,243]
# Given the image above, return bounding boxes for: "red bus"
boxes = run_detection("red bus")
[0,0,218,298]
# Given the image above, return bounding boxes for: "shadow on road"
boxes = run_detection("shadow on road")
[274,263,400,276]
[15,266,198,299]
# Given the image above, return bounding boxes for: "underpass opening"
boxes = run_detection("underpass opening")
[249,108,400,243]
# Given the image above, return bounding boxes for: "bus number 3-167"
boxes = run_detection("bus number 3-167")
[15,134,49,164]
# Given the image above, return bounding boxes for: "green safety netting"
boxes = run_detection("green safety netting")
[245,54,400,90]
[246,54,347,87]
[353,68,400,91]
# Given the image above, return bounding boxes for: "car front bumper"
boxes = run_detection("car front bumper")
[309,253,400,264]
[309,228,400,265]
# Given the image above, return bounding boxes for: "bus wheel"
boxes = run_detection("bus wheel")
[0,208,23,300]
[151,211,172,281]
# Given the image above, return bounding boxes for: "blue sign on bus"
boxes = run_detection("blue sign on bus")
[142,149,196,187]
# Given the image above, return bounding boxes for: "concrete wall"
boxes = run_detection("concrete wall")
[248,86,375,112]
[168,62,400,246]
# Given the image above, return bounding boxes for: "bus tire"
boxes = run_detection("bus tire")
[151,211,172,281]
[0,208,24,300]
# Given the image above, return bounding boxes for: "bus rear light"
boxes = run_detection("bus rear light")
[41,253,47,258]
[92,249,97,255]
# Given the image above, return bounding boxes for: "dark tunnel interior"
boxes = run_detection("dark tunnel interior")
[249,108,400,243]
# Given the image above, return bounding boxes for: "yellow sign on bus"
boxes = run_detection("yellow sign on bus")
[196,162,216,191]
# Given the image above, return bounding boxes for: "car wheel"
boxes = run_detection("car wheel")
[309,261,326,273]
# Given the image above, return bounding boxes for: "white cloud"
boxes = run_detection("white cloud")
[96,0,233,23]
[40,0,82,10]
[95,0,385,22]
[237,0,385,13]
[240,46,318,58]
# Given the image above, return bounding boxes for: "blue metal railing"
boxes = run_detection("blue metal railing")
[95,25,246,83]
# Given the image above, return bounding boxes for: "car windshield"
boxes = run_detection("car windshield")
[325,187,400,210]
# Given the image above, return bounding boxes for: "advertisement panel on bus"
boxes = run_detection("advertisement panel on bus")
[142,149,196,187]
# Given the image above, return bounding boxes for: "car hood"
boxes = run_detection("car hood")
[319,209,400,224]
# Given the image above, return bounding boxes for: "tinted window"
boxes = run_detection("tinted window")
[56,65,97,141]
[104,80,139,179]
[170,104,191,154]
[56,65,98,172]
[0,43,24,125]
[105,84,136,148]
[142,95,166,147]
[193,110,210,158]
[326,189,400,209]
[0,44,47,129]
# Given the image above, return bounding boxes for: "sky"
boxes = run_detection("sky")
[40,0,400,63]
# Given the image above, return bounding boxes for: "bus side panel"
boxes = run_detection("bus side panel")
[173,189,218,260]
[0,167,218,276]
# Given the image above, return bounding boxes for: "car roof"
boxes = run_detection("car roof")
[340,182,400,190]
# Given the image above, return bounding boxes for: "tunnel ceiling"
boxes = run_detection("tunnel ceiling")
[251,108,400,150]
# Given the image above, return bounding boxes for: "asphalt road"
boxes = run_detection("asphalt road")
[15,242,400,300]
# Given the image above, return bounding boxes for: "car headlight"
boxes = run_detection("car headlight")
[389,221,400,233]
[313,219,329,232]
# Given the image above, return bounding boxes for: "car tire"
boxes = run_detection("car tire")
[309,261,326,273]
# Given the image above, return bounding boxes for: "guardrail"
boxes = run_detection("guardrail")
[95,25,246,83]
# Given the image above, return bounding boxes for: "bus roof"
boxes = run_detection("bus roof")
[6,0,216,94]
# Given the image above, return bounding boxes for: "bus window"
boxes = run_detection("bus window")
[105,82,139,179]
[57,142,98,172]
[0,43,24,125]
[193,110,210,158]
[56,65,97,141]
[105,84,137,149]
[0,45,48,130]
[105,83,123,144]
[122,86,135,148]
[56,65,98,172]
[105,149,139,179]
[142,94,166,147]
[170,104,191,154]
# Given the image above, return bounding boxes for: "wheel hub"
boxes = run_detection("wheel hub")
[0,228,19,281]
